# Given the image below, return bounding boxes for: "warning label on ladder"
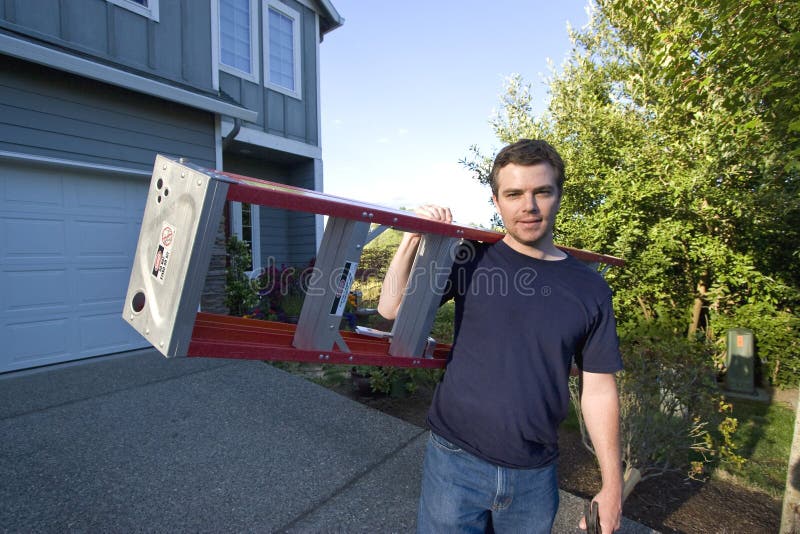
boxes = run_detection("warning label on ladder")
[330,261,357,316]
[151,221,177,284]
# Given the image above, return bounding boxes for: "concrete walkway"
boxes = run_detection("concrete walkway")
[0,349,655,532]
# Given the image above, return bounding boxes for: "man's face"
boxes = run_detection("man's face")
[492,162,561,253]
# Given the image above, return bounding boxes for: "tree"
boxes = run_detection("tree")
[465,0,800,385]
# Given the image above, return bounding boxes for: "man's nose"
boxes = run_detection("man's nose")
[523,193,539,213]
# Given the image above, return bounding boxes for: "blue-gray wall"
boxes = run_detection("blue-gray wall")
[0,55,216,171]
[1,0,324,149]
[223,153,317,268]
[0,0,215,94]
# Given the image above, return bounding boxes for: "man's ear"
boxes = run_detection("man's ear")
[492,195,499,211]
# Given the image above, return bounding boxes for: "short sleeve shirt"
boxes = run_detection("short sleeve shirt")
[427,240,623,469]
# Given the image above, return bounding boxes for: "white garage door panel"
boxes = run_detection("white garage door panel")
[1,164,150,373]
[78,267,131,303]
[4,268,69,309]
[75,219,130,256]
[79,313,134,352]
[7,317,70,365]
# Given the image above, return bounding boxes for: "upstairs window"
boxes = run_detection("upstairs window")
[107,0,159,21]
[265,1,301,99]
[219,0,259,82]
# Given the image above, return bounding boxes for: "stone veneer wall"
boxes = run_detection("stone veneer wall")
[201,217,229,314]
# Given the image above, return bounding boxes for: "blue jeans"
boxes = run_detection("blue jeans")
[417,432,559,534]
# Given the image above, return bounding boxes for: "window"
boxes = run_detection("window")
[231,202,260,273]
[219,0,259,82]
[264,0,301,98]
[106,0,159,21]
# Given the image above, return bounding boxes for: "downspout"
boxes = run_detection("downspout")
[222,117,242,151]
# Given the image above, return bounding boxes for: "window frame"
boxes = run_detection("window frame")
[106,0,159,21]
[263,0,302,100]
[218,0,260,83]
[230,201,261,275]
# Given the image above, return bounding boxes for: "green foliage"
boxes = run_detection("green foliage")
[354,366,443,398]
[351,228,404,308]
[570,314,744,483]
[358,301,453,397]
[366,225,403,249]
[350,233,453,396]
[430,301,455,343]
[466,0,800,385]
[224,236,257,316]
[359,242,397,281]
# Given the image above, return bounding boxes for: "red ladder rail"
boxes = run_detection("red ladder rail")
[221,170,624,267]
[187,312,450,368]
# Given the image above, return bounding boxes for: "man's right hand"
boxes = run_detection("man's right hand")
[414,204,453,224]
[403,204,453,240]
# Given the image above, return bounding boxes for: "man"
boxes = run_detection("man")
[377,139,623,533]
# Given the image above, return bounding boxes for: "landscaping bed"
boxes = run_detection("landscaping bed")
[335,380,786,534]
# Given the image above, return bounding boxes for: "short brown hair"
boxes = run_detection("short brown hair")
[489,139,565,197]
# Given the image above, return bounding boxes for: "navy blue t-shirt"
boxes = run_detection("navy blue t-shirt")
[427,240,623,469]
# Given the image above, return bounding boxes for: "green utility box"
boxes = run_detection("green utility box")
[725,328,755,394]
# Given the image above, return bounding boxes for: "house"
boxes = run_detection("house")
[0,0,343,373]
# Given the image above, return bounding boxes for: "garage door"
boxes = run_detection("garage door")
[1,162,150,373]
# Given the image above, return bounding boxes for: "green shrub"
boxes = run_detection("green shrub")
[358,245,396,281]
[354,366,443,397]
[571,313,744,493]
[225,236,257,316]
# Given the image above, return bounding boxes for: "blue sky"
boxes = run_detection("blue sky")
[319,1,592,227]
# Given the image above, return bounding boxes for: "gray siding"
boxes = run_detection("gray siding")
[224,153,316,268]
[287,160,316,265]
[0,56,215,170]
[0,0,214,93]
[219,0,319,146]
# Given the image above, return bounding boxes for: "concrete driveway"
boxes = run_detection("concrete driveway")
[0,349,655,532]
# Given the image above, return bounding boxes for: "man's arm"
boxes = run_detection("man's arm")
[580,371,623,533]
[376,205,452,320]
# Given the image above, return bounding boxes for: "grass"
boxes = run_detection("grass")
[715,396,795,498]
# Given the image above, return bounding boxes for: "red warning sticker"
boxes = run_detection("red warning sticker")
[161,225,174,247]
[151,222,176,284]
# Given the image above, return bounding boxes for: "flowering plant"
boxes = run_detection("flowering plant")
[341,290,360,330]
[246,259,314,323]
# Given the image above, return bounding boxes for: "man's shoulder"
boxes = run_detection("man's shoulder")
[559,253,614,295]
